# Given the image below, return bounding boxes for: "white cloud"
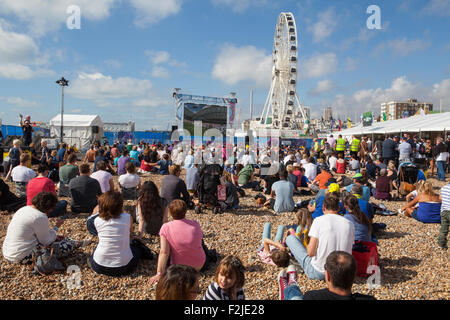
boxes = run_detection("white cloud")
[388,38,432,56]
[68,72,153,105]
[151,65,170,79]
[323,76,450,119]
[211,0,269,13]
[308,80,335,96]
[0,96,38,107]
[146,50,171,65]
[424,0,450,16]
[129,0,183,27]
[345,58,358,71]
[103,59,122,69]
[212,44,271,87]
[0,24,55,79]
[0,0,117,36]
[302,53,338,79]
[308,7,339,43]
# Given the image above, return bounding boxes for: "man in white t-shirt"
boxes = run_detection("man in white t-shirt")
[303,157,318,181]
[11,153,36,197]
[286,192,355,280]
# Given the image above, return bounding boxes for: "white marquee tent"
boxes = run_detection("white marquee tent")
[338,112,450,139]
[49,114,104,151]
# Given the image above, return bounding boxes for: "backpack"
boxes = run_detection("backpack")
[418,144,426,155]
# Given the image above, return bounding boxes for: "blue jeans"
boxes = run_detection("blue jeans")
[262,222,285,246]
[437,161,446,181]
[48,200,68,218]
[283,285,304,300]
[286,235,325,281]
[87,213,99,236]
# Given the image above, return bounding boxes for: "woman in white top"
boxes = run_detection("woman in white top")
[89,191,146,277]
[90,160,114,193]
[2,192,90,265]
[118,162,141,200]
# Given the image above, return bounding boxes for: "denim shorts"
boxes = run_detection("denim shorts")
[412,209,419,221]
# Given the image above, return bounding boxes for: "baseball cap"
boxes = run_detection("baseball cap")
[352,173,363,179]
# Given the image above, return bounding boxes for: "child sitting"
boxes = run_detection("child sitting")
[203,255,246,300]
[291,208,313,248]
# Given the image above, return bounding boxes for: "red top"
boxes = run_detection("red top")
[26,177,56,205]
[336,160,346,174]
[293,170,303,188]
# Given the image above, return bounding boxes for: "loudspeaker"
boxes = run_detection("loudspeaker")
[92,126,99,134]
[171,125,178,132]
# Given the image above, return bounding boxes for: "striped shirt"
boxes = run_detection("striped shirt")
[203,282,245,300]
[441,184,450,212]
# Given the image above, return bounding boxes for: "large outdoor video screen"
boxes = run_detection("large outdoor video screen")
[183,103,228,136]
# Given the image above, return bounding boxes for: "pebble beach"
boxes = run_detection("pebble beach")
[0,170,448,300]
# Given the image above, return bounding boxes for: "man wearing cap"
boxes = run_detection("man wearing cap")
[345,173,371,202]
[19,114,34,147]
[398,137,412,164]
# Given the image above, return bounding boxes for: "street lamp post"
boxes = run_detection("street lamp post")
[56,77,69,143]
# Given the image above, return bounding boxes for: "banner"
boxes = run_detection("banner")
[363,111,373,127]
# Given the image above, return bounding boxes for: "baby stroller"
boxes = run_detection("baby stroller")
[397,163,418,198]
[195,163,223,214]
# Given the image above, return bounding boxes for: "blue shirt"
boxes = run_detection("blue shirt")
[57,148,66,162]
[346,184,371,202]
[344,214,372,242]
[345,199,374,220]
[312,195,345,219]
[271,180,295,213]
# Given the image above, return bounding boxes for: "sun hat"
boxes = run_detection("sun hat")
[328,183,340,194]
[352,173,363,180]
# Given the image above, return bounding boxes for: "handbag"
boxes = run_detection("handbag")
[217,185,226,201]
[31,245,66,275]
[352,241,379,277]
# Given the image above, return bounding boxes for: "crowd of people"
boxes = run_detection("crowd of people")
[0,130,449,300]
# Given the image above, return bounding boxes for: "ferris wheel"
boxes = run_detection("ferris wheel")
[259,12,308,130]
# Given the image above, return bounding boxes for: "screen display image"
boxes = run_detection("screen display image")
[183,103,228,136]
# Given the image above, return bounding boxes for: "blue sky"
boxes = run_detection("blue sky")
[0,0,449,130]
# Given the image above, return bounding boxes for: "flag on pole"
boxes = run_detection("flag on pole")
[339,119,342,131]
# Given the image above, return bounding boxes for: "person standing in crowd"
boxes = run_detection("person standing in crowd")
[83,145,96,163]
[5,140,22,178]
[435,137,449,182]
[39,140,50,165]
[19,114,34,147]
[349,135,360,160]
[398,137,412,164]
[438,182,450,250]
[335,135,346,158]
[382,136,396,165]
[57,143,67,164]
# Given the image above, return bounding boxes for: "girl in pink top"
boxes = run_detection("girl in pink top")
[149,200,206,285]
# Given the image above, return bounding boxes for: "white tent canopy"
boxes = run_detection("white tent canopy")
[49,114,104,151]
[339,112,450,139]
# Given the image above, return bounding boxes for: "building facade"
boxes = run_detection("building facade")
[381,99,433,120]
[324,107,333,121]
